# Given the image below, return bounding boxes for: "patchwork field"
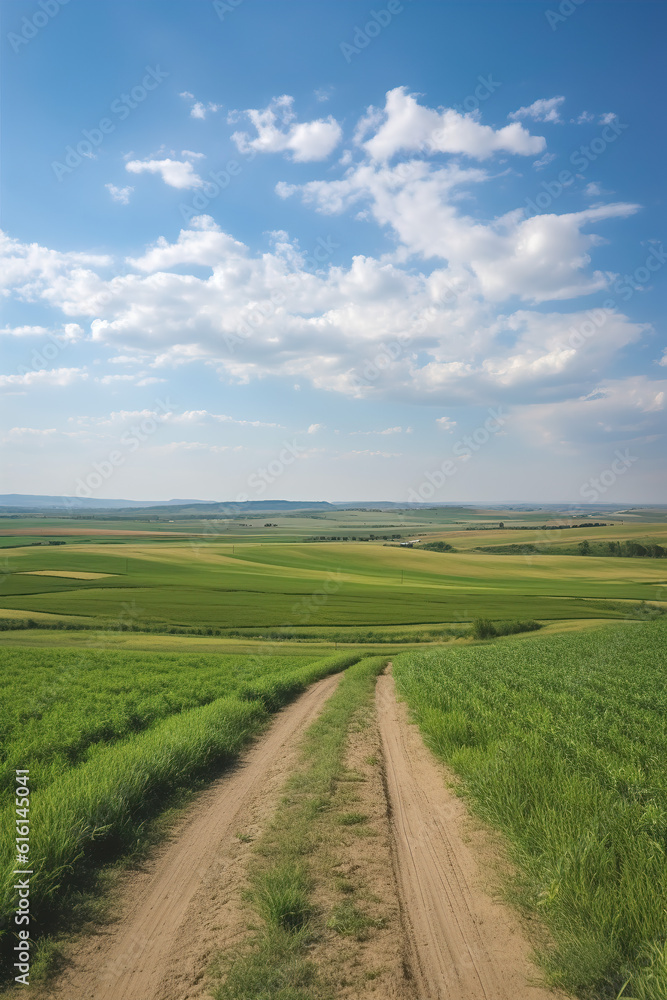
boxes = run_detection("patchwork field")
[1,521,666,632]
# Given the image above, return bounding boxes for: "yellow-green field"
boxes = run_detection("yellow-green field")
[1,522,665,633]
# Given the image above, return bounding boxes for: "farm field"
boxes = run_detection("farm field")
[0,645,361,981]
[393,618,667,999]
[0,518,665,632]
[1,509,666,998]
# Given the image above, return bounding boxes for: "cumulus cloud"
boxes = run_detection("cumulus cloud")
[0,73,651,427]
[436,416,457,431]
[230,95,342,162]
[106,183,134,205]
[126,217,245,271]
[180,92,221,119]
[307,423,324,433]
[282,158,639,302]
[125,157,203,189]
[0,209,648,410]
[509,96,565,124]
[360,87,546,161]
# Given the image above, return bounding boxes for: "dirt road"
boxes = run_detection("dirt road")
[40,672,341,1000]
[377,671,558,1000]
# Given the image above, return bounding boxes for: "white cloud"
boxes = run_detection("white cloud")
[106,183,134,205]
[0,367,88,390]
[436,416,457,431]
[126,218,245,271]
[231,95,342,162]
[307,423,324,434]
[180,92,221,119]
[361,87,546,161]
[533,152,556,170]
[342,450,402,458]
[0,97,649,422]
[283,159,639,302]
[575,111,595,124]
[0,231,110,298]
[584,182,602,197]
[509,96,565,124]
[599,113,618,125]
[512,377,666,451]
[125,157,203,189]
[351,426,403,435]
[2,426,91,444]
[0,325,48,337]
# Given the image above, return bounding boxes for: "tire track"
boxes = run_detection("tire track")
[377,669,560,1000]
[39,672,342,1000]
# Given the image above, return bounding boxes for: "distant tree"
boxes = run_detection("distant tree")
[499,522,504,529]
[578,540,590,555]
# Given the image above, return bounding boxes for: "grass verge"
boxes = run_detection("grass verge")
[211,655,388,1000]
[0,652,361,985]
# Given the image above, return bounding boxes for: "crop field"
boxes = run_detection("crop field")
[1,507,666,997]
[1,524,665,632]
[393,618,667,999]
[0,645,360,970]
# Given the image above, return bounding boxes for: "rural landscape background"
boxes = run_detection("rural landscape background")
[1,1,666,999]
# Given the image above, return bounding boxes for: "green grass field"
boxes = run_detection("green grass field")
[2,507,666,993]
[0,646,362,977]
[393,619,667,999]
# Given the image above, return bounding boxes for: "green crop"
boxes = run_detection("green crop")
[0,648,360,974]
[394,619,667,1000]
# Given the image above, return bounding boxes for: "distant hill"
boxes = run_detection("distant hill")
[0,495,338,513]
[0,494,211,510]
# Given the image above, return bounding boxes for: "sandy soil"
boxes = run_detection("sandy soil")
[376,669,559,1000]
[29,667,565,1000]
[34,672,342,1000]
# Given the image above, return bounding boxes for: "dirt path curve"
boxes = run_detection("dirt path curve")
[41,672,342,1000]
[377,670,559,1000]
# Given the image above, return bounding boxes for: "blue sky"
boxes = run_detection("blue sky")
[1,0,665,503]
